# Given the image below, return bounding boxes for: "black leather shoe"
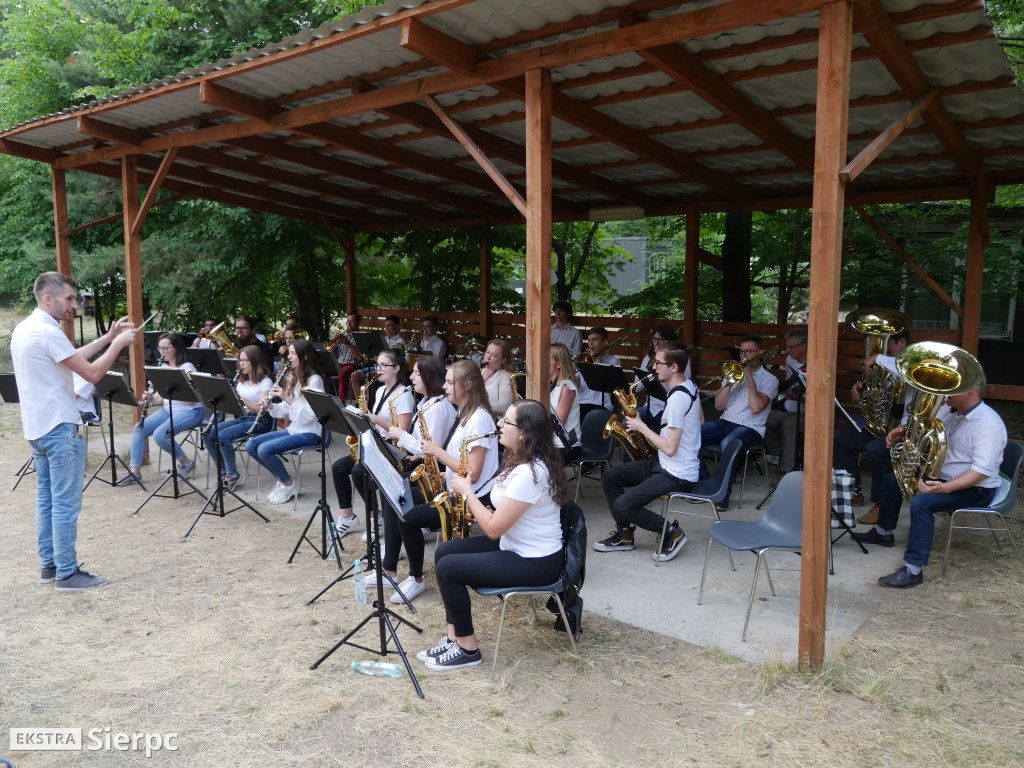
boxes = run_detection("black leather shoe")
[853,527,895,547]
[878,565,923,589]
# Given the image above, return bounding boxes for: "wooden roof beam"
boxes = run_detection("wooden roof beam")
[0,138,60,163]
[77,115,146,146]
[131,147,178,237]
[199,82,277,121]
[401,18,484,75]
[854,0,980,185]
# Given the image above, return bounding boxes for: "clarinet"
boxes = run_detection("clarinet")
[247,361,290,435]
[137,383,156,429]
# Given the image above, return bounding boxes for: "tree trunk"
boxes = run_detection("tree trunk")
[721,211,752,322]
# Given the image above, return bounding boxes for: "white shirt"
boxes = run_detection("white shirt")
[396,394,457,458]
[445,406,499,496]
[270,373,325,434]
[492,461,563,558]
[73,372,97,416]
[720,365,779,437]
[420,334,446,360]
[782,355,806,414]
[873,354,914,425]
[551,379,581,448]
[658,379,701,483]
[11,308,80,440]
[577,354,621,407]
[936,401,1006,489]
[551,323,583,357]
[371,383,415,439]
[636,355,691,417]
[236,376,273,416]
[483,368,513,419]
[385,333,404,350]
[161,361,203,413]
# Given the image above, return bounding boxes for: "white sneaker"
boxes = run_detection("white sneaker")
[364,570,398,590]
[390,576,426,604]
[361,514,384,542]
[275,483,296,504]
[765,454,779,466]
[335,516,359,538]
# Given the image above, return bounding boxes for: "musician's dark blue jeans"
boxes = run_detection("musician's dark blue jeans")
[700,419,762,505]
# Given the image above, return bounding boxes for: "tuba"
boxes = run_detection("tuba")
[438,429,499,541]
[205,321,241,357]
[347,371,377,461]
[846,307,911,437]
[604,373,657,460]
[889,342,983,498]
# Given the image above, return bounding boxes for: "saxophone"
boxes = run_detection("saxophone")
[387,385,413,446]
[438,429,499,541]
[410,397,446,502]
[347,371,377,461]
[603,373,656,460]
[509,371,526,402]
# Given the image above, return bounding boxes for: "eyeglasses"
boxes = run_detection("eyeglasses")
[499,416,518,427]
[375,363,397,369]
[786,342,805,350]
[157,345,173,352]
[739,348,759,355]
[652,336,665,343]
[651,359,672,367]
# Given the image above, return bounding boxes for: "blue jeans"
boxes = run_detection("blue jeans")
[700,419,763,505]
[129,406,205,468]
[30,422,87,579]
[245,430,321,483]
[876,472,996,566]
[202,414,270,476]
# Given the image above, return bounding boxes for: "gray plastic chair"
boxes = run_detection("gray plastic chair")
[569,408,615,502]
[943,441,1023,577]
[698,471,804,641]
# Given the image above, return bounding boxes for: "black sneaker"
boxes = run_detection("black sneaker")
[592,528,635,552]
[416,636,455,663]
[55,567,109,592]
[653,523,687,562]
[424,643,482,672]
[40,565,56,584]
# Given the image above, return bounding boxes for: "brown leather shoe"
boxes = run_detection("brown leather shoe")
[852,493,865,506]
[858,503,879,525]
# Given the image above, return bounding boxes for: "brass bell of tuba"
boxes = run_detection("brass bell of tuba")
[846,307,911,437]
[889,342,983,499]
[206,321,241,358]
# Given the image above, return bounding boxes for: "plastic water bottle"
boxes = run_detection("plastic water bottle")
[352,558,367,605]
[350,660,402,678]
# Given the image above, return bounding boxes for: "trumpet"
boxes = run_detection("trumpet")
[248,361,289,435]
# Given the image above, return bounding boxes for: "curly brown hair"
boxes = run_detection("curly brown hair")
[498,399,568,506]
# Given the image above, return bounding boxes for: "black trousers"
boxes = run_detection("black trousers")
[601,457,694,532]
[398,491,491,579]
[434,536,563,638]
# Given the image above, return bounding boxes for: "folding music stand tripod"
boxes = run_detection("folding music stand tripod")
[83,371,147,492]
[185,374,268,537]
[310,431,424,698]
[0,373,34,491]
[132,366,209,515]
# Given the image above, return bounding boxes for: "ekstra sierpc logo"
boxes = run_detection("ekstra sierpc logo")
[10,727,178,757]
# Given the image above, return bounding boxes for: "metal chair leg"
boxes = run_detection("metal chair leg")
[698,535,714,605]
[743,551,766,641]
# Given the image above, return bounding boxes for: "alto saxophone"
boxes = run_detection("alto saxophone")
[410,397,446,502]
[347,371,377,461]
[509,371,526,402]
[603,373,656,460]
[439,429,499,541]
[387,385,413,446]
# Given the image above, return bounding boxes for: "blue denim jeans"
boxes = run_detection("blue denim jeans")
[244,430,322,483]
[129,406,205,468]
[30,422,87,579]
[202,414,270,476]
[700,419,763,505]
[876,472,996,566]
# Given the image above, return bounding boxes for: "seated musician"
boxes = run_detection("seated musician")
[549,343,581,465]
[832,328,911,523]
[333,311,364,401]
[481,339,515,419]
[331,347,413,537]
[234,316,274,370]
[202,345,273,491]
[350,314,404,397]
[594,342,700,563]
[700,335,778,511]
[244,340,326,505]
[191,317,219,349]
[274,328,295,373]
[636,323,677,429]
[856,374,1006,588]
[418,399,567,672]
[417,315,447,361]
[119,333,205,485]
[389,361,499,605]
[550,300,583,358]
[764,327,808,480]
[285,314,302,333]
[576,326,622,420]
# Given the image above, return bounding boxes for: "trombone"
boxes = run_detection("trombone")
[698,345,780,401]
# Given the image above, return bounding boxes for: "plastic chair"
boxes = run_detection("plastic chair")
[943,441,1023,577]
[698,471,804,641]
[568,408,615,502]
[473,501,587,674]
[702,439,769,508]
[258,433,332,511]
[655,438,743,568]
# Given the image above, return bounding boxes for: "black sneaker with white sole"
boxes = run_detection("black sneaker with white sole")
[424,643,482,672]
[55,567,109,591]
[40,565,56,584]
[592,527,635,552]
[416,636,456,663]
[652,523,687,562]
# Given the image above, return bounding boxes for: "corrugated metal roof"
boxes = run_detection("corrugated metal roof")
[2,0,1022,229]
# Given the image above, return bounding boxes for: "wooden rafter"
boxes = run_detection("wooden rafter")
[77,115,145,146]
[131,147,178,237]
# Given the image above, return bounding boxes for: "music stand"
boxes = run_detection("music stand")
[184,374,268,536]
[315,349,343,397]
[83,372,146,492]
[0,373,34,491]
[577,362,629,411]
[287,390,350,566]
[132,366,209,515]
[632,367,667,403]
[354,332,387,361]
[185,348,230,376]
[310,430,424,698]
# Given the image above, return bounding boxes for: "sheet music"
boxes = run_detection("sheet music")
[360,431,408,506]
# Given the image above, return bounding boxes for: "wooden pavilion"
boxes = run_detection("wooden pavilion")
[4,0,1023,666]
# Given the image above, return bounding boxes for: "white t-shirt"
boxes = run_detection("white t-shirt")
[385,333,404,349]
[11,308,80,440]
[550,379,581,448]
[396,394,457,458]
[270,373,325,434]
[445,406,499,496]
[492,460,563,558]
[420,334,446,360]
[782,356,806,414]
[483,368,513,419]
[658,379,701,483]
[551,323,583,357]
[637,355,691,417]
[577,354,621,408]
[161,361,203,413]
[720,365,779,437]
[236,376,273,415]
[371,383,415,439]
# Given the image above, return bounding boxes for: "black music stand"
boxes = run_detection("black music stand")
[310,431,423,698]
[83,372,146,492]
[632,367,667,403]
[354,332,387,361]
[132,366,209,515]
[287,390,349,566]
[185,348,230,376]
[0,373,34,491]
[184,374,268,536]
[577,362,630,410]
[315,349,343,397]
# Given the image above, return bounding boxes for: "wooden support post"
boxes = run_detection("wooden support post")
[479,226,492,340]
[684,206,699,350]
[800,0,852,671]
[524,68,552,406]
[962,177,988,355]
[51,168,74,342]
[122,157,147,414]
[345,232,357,315]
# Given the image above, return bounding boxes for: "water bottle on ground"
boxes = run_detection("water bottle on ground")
[352,558,367,605]
[350,660,402,678]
